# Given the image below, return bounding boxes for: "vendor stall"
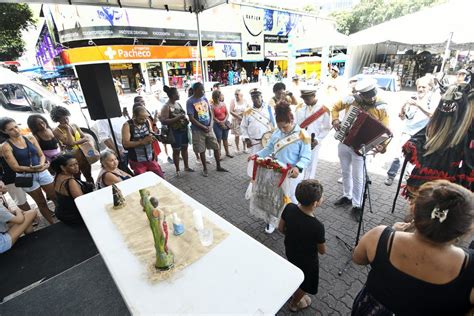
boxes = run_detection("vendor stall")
[346,0,474,82]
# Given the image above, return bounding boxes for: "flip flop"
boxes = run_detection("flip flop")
[303,295,312,306]
[289,297,309,312]
[185,168,195,172]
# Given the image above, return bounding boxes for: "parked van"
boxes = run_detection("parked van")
[0,67,98,145]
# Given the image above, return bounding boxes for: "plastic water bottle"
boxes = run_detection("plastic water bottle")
[172,213,184,236]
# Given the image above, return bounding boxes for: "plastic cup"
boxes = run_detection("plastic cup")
[198,228,213,247]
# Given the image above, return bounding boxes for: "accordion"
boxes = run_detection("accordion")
[335,106,392,155]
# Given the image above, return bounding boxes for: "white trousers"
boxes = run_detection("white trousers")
[287,172,304,204]
[338,143,364,208]
[249,142,263,155]
[303,144,321,180]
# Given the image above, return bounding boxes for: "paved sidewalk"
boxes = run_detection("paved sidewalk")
[161,151,407,315]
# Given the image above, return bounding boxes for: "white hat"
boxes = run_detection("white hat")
[355,78,377,93]
[300,87,317,97]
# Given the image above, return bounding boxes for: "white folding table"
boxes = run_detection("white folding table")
[76,172,303,315]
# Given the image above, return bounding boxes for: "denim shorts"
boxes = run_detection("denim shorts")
[213,124,229,141]
[171,129,189,149]
[18,170,54,193]
[0,232,12,254]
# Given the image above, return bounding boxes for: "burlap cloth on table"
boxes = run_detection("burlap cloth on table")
[106,183,228,283]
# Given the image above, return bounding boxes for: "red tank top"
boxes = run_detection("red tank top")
[213,103,227,121]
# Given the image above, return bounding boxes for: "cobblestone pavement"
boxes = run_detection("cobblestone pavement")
[159,149,407,315]
[10,82,442,314]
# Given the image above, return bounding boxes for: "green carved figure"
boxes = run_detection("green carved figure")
[139,189,174,270]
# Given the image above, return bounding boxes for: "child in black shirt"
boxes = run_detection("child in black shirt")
[278,179,326,312]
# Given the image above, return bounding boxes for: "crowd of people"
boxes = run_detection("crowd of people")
[0,66,472,314]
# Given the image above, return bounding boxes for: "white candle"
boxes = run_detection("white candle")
[193,209,204,231]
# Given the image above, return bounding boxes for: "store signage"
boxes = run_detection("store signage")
[213,42,242,60]
[241,6,265,61]
[57,26,241,43]
[35,25,62,67]
[61,45,215,65]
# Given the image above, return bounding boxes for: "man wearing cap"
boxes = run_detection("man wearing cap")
[295,87,331,180]
[331,78,389,219]
[240,88,275,154]
[456,69,469,84]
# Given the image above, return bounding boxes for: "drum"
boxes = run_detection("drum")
[261,131,273,147]
[248,157,292,227]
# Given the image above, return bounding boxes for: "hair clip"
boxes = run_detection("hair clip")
[431,207,449,223]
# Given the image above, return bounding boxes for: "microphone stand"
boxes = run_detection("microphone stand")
[336,144,373,276]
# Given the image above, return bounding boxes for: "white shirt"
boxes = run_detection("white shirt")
[402,91,439,136]
[240,104,274,141]
[97,116,128,153]
[295,101,331,144]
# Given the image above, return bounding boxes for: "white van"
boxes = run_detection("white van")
[0,67,98,145]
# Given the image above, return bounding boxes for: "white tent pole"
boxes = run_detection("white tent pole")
[440,32,454,73]
[195,5,206,83]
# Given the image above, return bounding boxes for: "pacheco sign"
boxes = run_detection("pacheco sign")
[61,45,215,65]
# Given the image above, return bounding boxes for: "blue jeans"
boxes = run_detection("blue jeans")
[387,158,400,178]
[213,124,229,141]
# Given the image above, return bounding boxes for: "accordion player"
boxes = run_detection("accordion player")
[331,78,391,215]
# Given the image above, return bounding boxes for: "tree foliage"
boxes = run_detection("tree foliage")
[331,0,446,35]
[0,3,36,61]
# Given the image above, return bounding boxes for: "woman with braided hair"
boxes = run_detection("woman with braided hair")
[402,70,474,198]
[352,180,474,315]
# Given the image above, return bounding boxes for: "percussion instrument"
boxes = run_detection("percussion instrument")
[261,130,273,147]
[248,157,292,228]
[335,105,392,154]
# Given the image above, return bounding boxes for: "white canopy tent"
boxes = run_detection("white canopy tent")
[346,0,474,77]
[0,0,226,12]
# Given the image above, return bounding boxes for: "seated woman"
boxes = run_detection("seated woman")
[51,154,94,225]
[27,114,61,163]
[352,180,474,316]
[0,203,36,254]
[96,151,132,189]
[50,106,94,183]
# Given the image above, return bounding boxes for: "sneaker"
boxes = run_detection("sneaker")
[337,177,343,184]
[167,157,174,164]
[384,177,394,186]
[243,149,249,154]
[216,166,229,172]
[334,196,352,206]
[202,170,209,177]
[265,223,275,234]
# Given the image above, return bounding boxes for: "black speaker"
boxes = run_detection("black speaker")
[75,63,122,120]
